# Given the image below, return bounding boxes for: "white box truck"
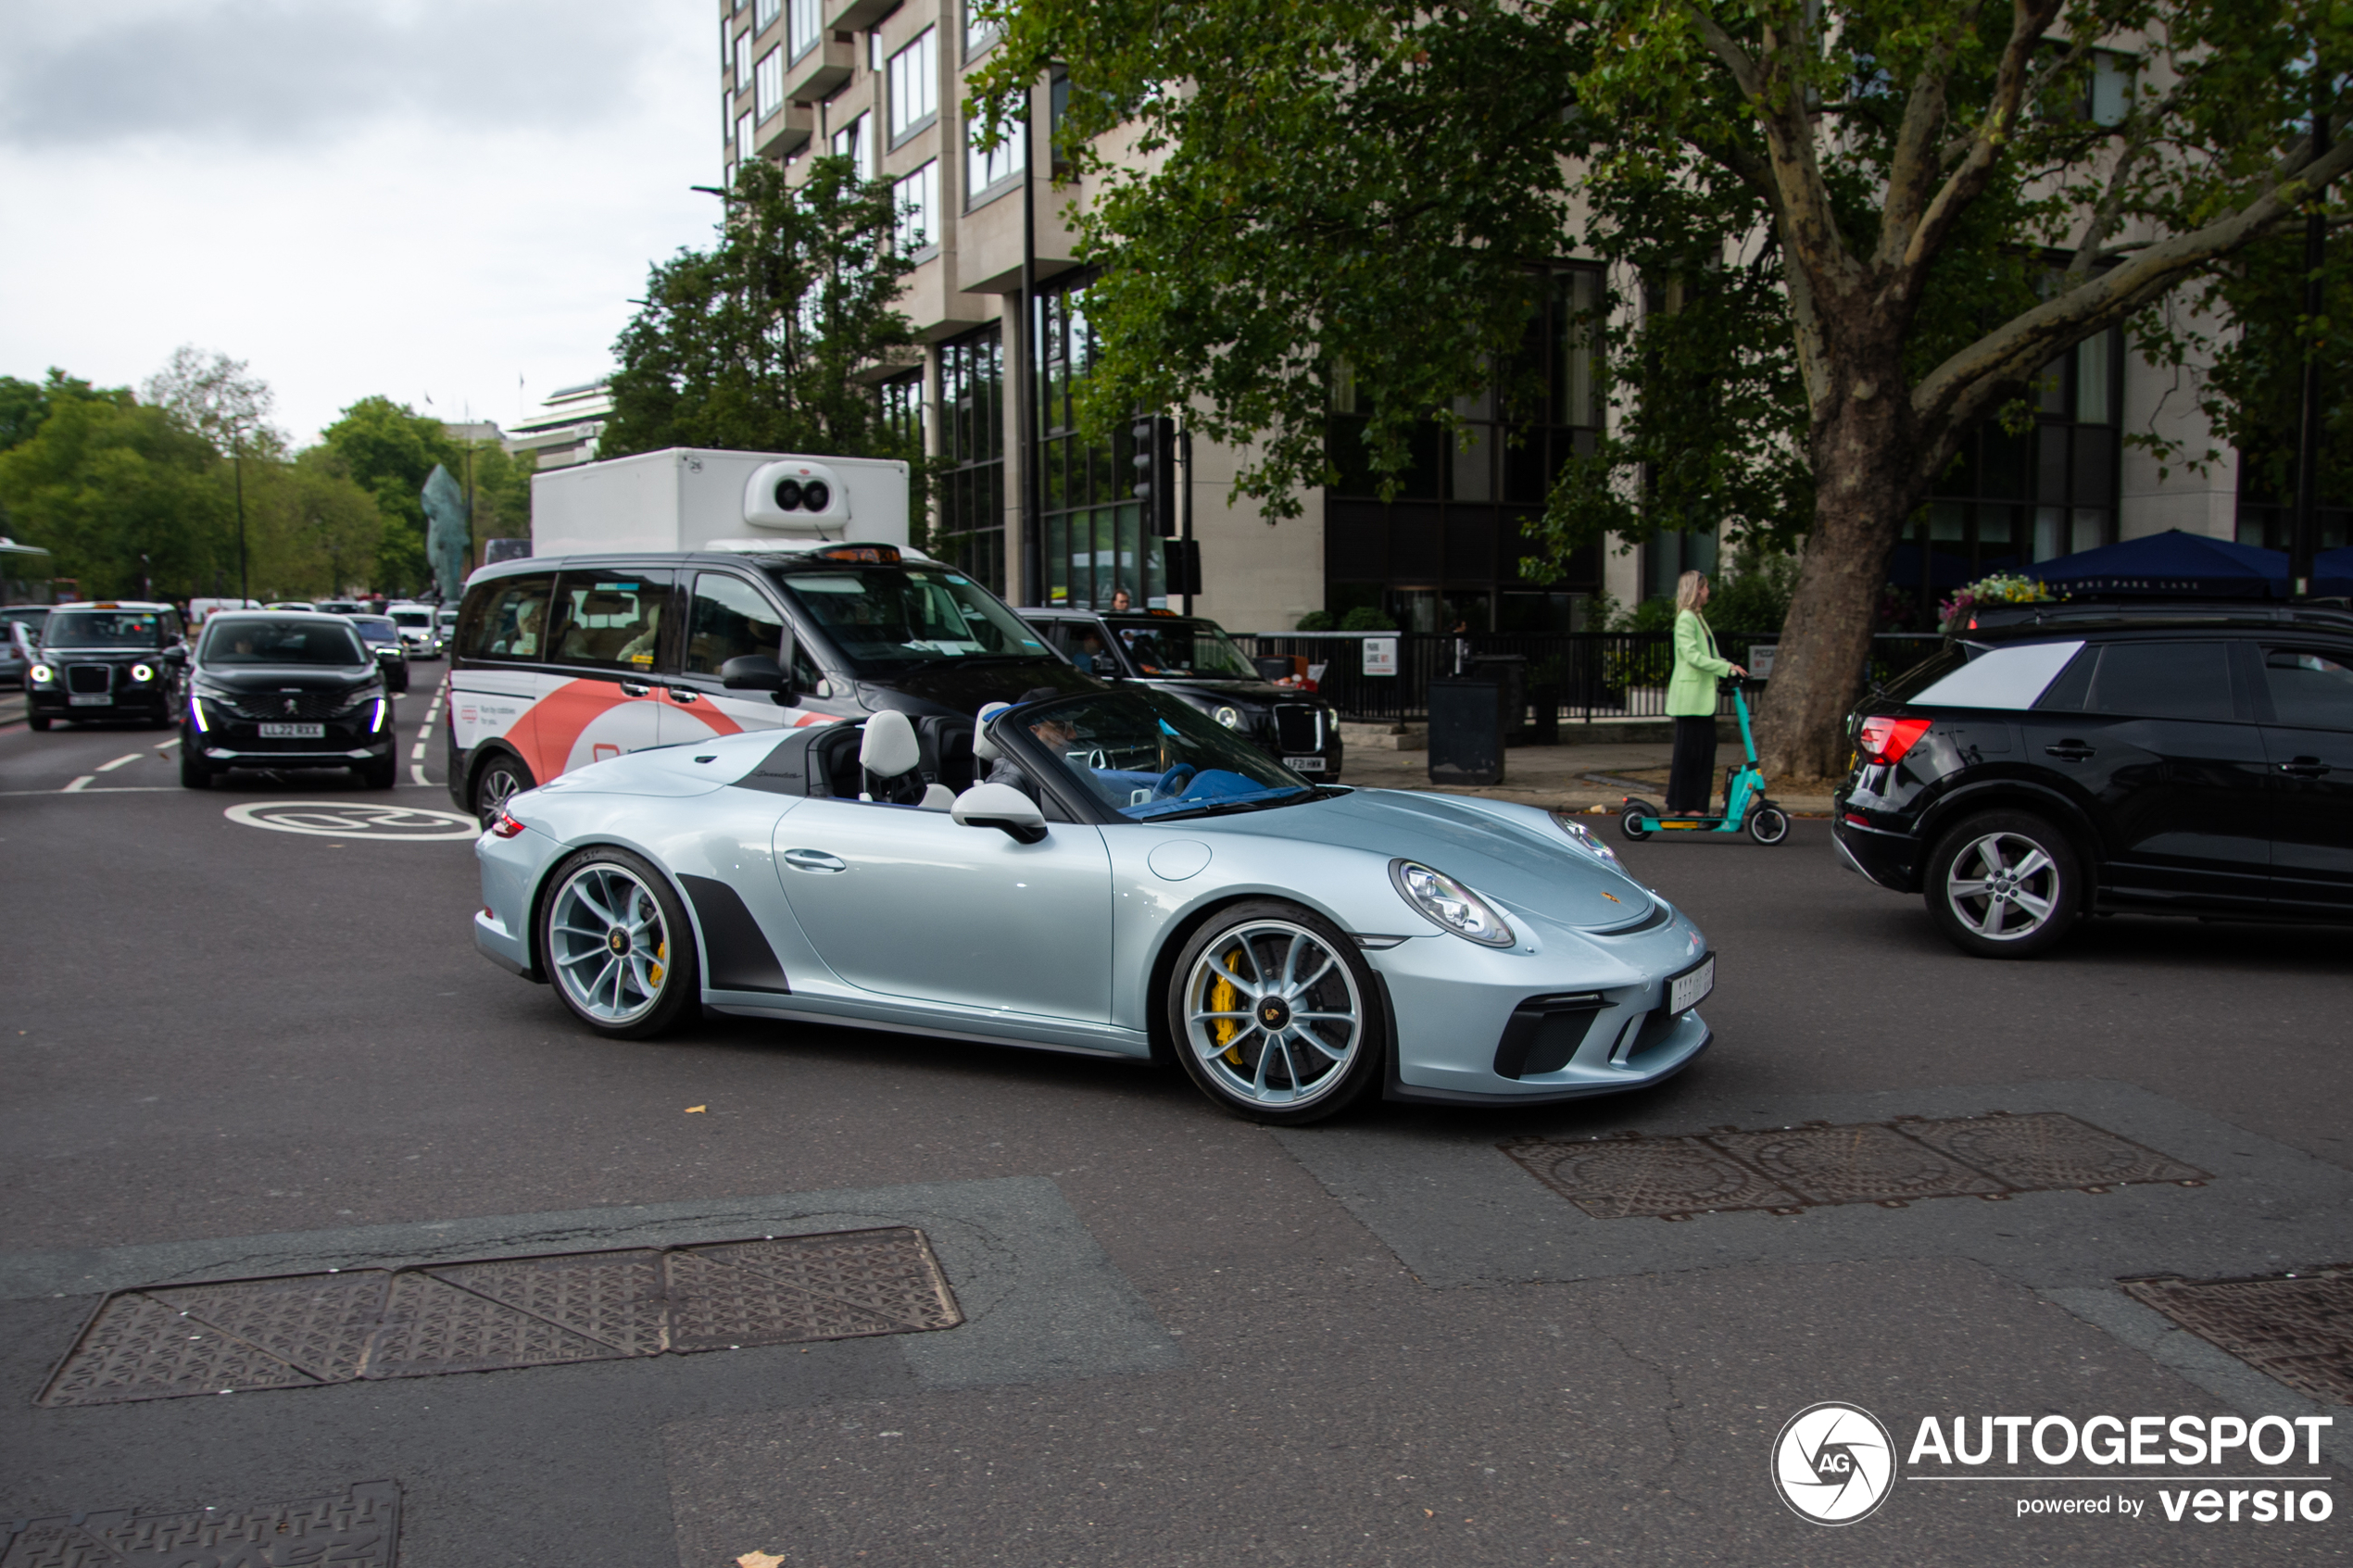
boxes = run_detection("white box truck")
[529,447,911,558]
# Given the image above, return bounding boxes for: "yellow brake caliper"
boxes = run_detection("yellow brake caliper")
[1211,946,1243,1066]
[648,939,667,989]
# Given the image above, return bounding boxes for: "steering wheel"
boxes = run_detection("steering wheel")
[1151,763,1198,800]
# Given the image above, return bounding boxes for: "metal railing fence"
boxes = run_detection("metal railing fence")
[1227,630,1947,726]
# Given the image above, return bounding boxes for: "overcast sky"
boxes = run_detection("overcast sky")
[0,0,719,445]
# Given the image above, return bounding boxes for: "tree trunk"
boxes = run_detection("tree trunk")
[1755,375,1918,782]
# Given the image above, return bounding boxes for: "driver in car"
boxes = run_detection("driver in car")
[984,689,1080,804]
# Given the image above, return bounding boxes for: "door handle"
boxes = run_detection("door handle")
[2278,757,2332,778]
[619,680,651,697]
[781,848,848,873]
[666,687,700,704]
[2044,741,2095,761]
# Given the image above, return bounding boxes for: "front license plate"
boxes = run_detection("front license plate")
[1283,756,1327,773]
[1667,954,1716,1014]
[258,722,325,738]
[69,695,111,707]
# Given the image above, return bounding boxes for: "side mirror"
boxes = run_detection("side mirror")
[720,654,799,705]
[951,782,1048,844]
[161,645,189,666]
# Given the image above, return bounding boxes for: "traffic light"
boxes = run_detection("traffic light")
[1163,537,1202,596]
[1129,414,1177,536]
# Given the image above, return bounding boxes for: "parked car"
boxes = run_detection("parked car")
[346,614,411,693]
[1834,603,2353,957]
[1021,608,1346,780]
[446,547,1101,824]
[23,602,186,730]
[180,611,396,789]
[473,686,1714,1123]
[385,603,445,659]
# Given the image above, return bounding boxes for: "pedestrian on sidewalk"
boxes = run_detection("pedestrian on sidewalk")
[1666,571,1745,814]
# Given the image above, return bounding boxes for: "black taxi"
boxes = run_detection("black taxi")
[25,601,186,731]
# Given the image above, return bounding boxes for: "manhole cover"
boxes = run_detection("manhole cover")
[1,1482,397,1568]
[1503,1112,2207,1221]
[223,800,480,840]
[39,1228,958,1408]
[2124,1266,2353,1406]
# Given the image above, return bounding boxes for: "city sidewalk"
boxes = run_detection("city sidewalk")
[1336,729,1839,816]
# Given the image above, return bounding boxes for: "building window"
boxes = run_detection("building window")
[965,103,1024,204]
[1036,279,1163,610]
[787,0,820,62]
[887,28,937,144]
[733,31,751,91]
[756,0,780,31]
[831,114,870,181]
[1323,264,1606,629]
[893,160,939,254]
[736,111,755,164]
[880,371,926,451]
[937,328,1007,594]
[1906,320,2124,610]
[869,29,883,72]
[755,48,784,122]
[963,0,1001,58]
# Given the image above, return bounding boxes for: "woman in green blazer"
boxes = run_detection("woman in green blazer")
[1665,571,1746,813]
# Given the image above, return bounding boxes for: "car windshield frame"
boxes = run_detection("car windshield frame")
[1101,616,1262,681]
[42,610,168,649]
[1005,688,1319,823]
[767,563,1052,674]
[197,617,371,667]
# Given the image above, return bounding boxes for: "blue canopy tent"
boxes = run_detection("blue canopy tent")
[2024,529,2289,598]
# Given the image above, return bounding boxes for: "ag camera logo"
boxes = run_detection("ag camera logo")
[1774,1402,1897,1524]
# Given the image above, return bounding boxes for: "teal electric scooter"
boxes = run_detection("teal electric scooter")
[1618,680,1790,846]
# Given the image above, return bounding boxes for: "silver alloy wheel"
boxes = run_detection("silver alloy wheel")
[1181,919,1364,1108]
[547,862,673,1025]
[1943,830,2060,941]
[476,759,526,821]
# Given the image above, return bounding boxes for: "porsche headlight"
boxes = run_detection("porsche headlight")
[1550,811,1622,867]
[1390,859,1515,947]
[1212,705,1242,729]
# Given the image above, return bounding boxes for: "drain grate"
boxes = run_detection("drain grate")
[38,1227,959,1409]
[1502,1111,2206,1222]
[2124,1266,2353,1406]
[1,1482,398,1568]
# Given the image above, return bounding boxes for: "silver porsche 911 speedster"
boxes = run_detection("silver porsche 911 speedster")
[472,687,1717,1123]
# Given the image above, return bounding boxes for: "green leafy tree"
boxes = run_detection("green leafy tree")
[0,386,231,597]
[2193,228,2351,517]
[602,156,935,513]
[975,0,2352,776]
[241,447,384,600]
[321,395,461,596]
[0,370,125,458]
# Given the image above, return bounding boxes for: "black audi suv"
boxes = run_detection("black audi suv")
[25,601,186,730]
[180,611,398,789]
[1835,602,2353,957]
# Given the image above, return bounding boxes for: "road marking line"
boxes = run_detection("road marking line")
[94,753,142,772]
[409,743,428,760]
[411,762,431,787]
[63,775,95,792]
[155,736,181,752]
[0,785,177,796]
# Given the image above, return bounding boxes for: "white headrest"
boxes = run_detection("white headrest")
[974,701,1012,762]
[860,709,922,776]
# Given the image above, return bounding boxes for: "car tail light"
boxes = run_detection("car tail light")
[1856,715,1932,767]
[487,809,526,839]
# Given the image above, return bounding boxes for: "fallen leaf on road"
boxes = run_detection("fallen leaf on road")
[736,1553,786,1568]
[685,1105,707,1113]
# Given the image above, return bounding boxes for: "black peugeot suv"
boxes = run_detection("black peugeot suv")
[179,610,399,789]
[1834,603,2353,958]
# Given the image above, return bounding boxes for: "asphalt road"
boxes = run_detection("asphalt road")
[3,687,2346,1566]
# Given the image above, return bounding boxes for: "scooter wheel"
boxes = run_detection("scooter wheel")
[1747,804,1790,846]
[1619,799,1657,842]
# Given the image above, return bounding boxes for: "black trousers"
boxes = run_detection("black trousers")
[1667,716,1718,814]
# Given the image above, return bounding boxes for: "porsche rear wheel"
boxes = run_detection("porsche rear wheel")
[541,847,699,1039]
[1167,900,1382,1125]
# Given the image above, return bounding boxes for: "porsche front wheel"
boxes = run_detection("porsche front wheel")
[1166,900,1383,1125]
[540,847,699,1039]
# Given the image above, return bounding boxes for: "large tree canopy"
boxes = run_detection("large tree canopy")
[975,0,2350,775]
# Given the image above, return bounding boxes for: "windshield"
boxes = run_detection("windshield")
[351,618,398,645]
[768,565,1049,673]
[200,618,368,666]
[1011,689,1315,822]
[44,610,165,648]
[1103,617,1261,680]
[389,610,432,628]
